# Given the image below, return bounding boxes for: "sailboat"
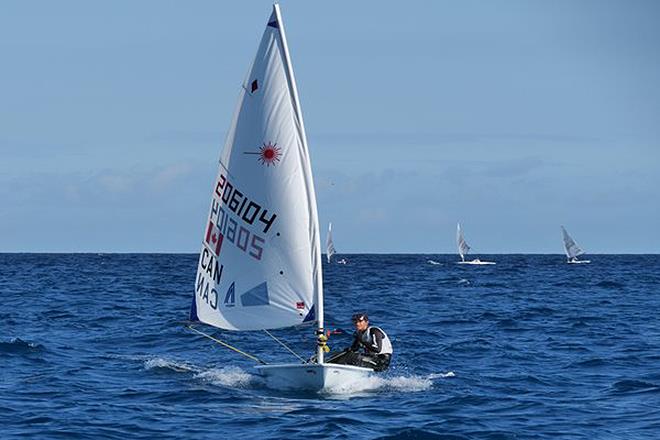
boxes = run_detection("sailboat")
[326,223,346,264]
[561,226,590,264]
[326,223,336,263]
[456,223,495,265]
[188,4,372,391]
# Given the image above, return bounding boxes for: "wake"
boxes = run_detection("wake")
[322,371,455,395]
[195,366,262,388]
[139,355,263,388]
[144,357,199,373]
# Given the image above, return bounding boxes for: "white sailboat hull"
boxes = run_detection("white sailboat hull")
[254,362,373,391]
[568,259,590,264]
[457,259,496,265]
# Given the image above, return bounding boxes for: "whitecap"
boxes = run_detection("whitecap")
[429,371,455,379]
[195,366,261,388]
[143,357,198,373]
[382,375,434,391]
[322,371,454,396]
[0,337,44,353]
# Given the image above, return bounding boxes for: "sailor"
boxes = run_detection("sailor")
[344,313,393,371]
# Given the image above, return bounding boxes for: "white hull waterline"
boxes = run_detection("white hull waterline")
[567,259,590,264]
[457,259,496,265]
[255,363,372,391]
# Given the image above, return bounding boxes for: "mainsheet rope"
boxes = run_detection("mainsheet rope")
[186,325,267,365]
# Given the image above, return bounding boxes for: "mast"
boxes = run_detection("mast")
[273,4,325,363]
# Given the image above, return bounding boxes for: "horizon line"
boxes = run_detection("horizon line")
[1,252,658,256]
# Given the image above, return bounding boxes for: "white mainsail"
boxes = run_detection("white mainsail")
[190,5,323,333]
[326,223,336,264]
[561,226,585,259]
[456,223,471,262]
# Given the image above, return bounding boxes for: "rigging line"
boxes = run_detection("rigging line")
[263,329,307,364]
[187,325,267,365]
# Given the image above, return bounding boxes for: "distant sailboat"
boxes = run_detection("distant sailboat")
[326,223,336,263]
[456,223,495,265]
[325,223,346,264]
[188,4,372,391]
[456,223,470,262]
[561,226,590,264]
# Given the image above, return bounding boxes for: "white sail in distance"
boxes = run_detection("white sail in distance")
[190,6,323,331]
[326,223,336,264]
[561,226,585,259]
[456,223,471,262]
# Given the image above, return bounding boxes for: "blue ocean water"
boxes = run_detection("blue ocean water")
[2,254,660,439]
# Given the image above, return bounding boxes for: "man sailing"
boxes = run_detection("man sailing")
[328,313,393,371]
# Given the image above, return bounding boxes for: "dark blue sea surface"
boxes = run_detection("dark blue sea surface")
[2,254,660,439]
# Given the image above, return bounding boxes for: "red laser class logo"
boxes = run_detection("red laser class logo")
[245,142,282,167]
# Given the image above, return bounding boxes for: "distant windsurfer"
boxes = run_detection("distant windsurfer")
[328,313,393,372]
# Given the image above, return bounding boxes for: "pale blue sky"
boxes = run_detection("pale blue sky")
[1,1,659,253]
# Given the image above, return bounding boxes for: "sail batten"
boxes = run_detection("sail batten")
[191,6,322,332]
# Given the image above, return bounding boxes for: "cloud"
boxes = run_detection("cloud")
[0,160,206,209]
[310,131,601,148]
[142,130,225,145]
[97,173,135,194]
[149,162,194,192]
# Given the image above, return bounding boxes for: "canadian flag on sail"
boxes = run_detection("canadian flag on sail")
[205,220,224,256]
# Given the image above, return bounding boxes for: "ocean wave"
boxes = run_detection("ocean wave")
[143,357,199,373]
[0,337,45,354]
[571,320,590,328]
[521,306,555,317]
[375,428,466,440]
[569,358,607,368]
[445,338,493,353]
[495,318,519,328]
[552,281,581,288]
[595,280,625,289]
[610,379,660,395]
[482,282,508,288]
[436,319,478,326]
